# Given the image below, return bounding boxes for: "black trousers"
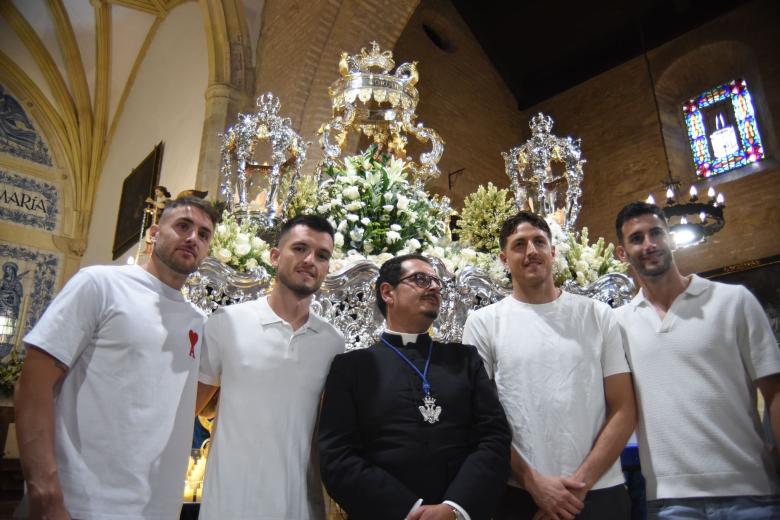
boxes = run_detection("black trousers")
[493,484,631,520]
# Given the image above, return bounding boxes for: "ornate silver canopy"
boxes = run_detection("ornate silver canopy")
[503,113,585,232]
[318,42,444,183]
[219,93,310,228]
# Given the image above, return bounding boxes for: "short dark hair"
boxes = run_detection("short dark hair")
[615,202,668,243]
[499,211,552,250]
[161,196,220,226]
[375,253,430,318]
[278,214,335,245]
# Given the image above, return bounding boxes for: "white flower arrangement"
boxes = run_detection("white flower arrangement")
[547,218,628,287]
[209,211,274,274]
[456,182,516,253]
[318,145,452,257]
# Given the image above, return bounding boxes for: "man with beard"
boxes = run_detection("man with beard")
[614,201,780,519]
[463,211,636,520]
[15,196,218,519]
[318,254,511,520]
[196,214,344,520]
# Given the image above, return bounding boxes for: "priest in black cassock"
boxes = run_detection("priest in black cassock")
[318,253,511,520]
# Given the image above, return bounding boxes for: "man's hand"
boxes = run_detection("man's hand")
[525,472,585,520]
[407,503,457,520]
[28,489,72,520]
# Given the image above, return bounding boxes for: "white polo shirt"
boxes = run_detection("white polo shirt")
[615,274,780,500]
[463,290,630,491]
[198,296,344,520]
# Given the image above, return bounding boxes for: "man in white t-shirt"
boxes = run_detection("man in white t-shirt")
[614,201,780,519]
[463,211,636,520]
[196,214,345,520]
[15,196,218,520]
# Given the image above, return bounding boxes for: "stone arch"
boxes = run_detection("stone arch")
[196,0,255,194]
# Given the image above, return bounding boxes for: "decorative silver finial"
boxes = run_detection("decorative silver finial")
[502,113,585,231]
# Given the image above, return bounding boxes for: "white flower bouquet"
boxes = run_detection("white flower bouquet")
[549,219,628,287]
[209,211,274,274]
[318,145,452,256]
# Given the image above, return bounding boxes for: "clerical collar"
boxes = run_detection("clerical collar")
[384,328,423,346]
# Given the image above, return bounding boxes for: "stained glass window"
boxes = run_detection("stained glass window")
[682,79,764,177]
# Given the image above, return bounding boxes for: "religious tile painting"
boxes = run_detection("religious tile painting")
[682,78,764,178]
[0,241,60,358]
[0,169,59,232]
[0,84,52,166]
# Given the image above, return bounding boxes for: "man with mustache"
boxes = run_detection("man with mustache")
[463,211,636,520]
[196,214,344,520]
[614,201,780,519]
[15,196,218,520]
[318,254,511,520]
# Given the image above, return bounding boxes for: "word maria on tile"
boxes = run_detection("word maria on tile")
[0,169,59,232]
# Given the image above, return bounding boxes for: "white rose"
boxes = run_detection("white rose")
[261,250,271,264]
[346,214,359,222]
[396,195,410,210]
[364,242,374,253]
[245,257,258,270]
[334,232,344,248]
[216,224,227,235]
[390,224,402,231]
[251,236,264,250]
[317,204,331,213]
[215,248,232,263]
[460,247,477,262]
[350,227,364,241]
[405,238,421,251]
[361,217,370,225]
[383,204,394,212]
[234,243,251,257]
[384,192,394,202]
[343,186,360,200]
[386,230,401,243]
[346,201,362,211]
[338,220,349,232]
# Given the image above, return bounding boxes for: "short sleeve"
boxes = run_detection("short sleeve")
[736,287,780,380]
[601,306,631,378]
[23,269,102,368]
[198,309,224,386]
[463,310,495,379]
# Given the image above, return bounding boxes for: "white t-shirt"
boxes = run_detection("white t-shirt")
[463,290,630,490]
[23,264,206,520]
[615,274,780,500]
[198,296,345,520]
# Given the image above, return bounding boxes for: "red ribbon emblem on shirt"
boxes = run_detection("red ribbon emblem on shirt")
[188,330,198,359]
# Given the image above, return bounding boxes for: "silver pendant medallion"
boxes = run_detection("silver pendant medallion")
[419,394,442,424]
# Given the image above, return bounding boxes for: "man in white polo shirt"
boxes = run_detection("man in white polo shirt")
[463,211,636,520]
[614,201,780,519]
[15,196,217,520]
[196,215,344,520]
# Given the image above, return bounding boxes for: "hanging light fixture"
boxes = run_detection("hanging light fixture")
[639,19,725,248]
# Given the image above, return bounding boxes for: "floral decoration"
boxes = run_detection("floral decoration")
[548,219,628,287]
[209,211,274,274]
[456,182,515,253]
[317,145,452,256]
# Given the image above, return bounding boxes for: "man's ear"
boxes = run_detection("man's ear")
[379,282,395,309]
[270,247,280,268]
[499,250,508,268]
[149,224,159,243]
[616,245,628,262]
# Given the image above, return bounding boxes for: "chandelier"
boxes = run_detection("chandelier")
[645,183,724,248]
[639,30,725,248]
